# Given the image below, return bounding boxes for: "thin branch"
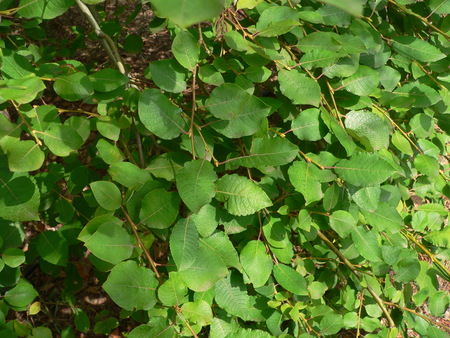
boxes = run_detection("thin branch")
[75,0,126,74]
[122,206,162,284]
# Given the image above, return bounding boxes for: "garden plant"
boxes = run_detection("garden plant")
[0,0,449,336]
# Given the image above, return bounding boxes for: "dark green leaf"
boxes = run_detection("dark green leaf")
[278,68,321,107]
[172,30,200,70]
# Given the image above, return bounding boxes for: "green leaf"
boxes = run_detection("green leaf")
[123,34,143,54]
[392,36,446,63]
[320,313,344,335]
[334,153,396,186]
[4,279,38,308]
[96,139,124,164]
[351,227,382,262]
[273,264,308,296]
[230,137,298,168]
[146,152,188,181]
[90,181,122,211]
[150,0,225,28]
[0,75,45,104]
[201,232,241,271]
[205,83,271,138]
[89,68,129,92]
[278,68,321,107]
[176,159,217,213]
[138,88,187,140]
[0,50,34,79]
[288,160,336,205]
[215,174,272,216]
[157,272,188,306]
[344,110,390,151]
[103,260,158,311]
[329,210,356,238]
[255,6,299,37]
[170,218,199,271]
[6,140,44,172]
[214,273,265,321]
[240,240,273,288]
[191,204,217,238]
[172,30,200,70]
[394,258,420,282]
[53,72,94,101]
[181,300,213,326]
[0,170,40,221]
[391,131,413,156]
[415,154,439,177]
[362,202,403,234]
[321,0,365,16]
[139,188,179,229]
[198,64,224,86]
[84,222,133,264]
[148,59,187,93]
[394,83,441,108]
[37,230,69,266]
[321,109,356,156]
[341,65,380,96]
[109,162,151,190]
[428,291,449,317]
[2,248,25,268]
[18,0,75,19]
[43,125,84,157]
[179,241,229,292]
[299,50,340,70]
[292,108,327,141]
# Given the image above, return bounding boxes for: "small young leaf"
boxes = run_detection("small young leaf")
[215,174,272,216]
[103,260,158,311]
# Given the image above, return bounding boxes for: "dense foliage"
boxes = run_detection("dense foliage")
[0,0,449,336]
